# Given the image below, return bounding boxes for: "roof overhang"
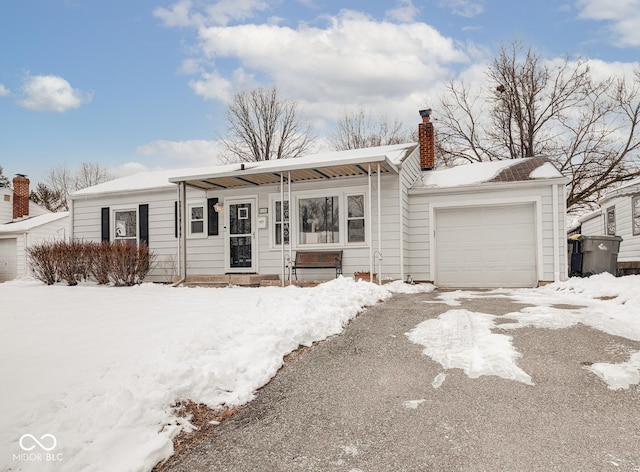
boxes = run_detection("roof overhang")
[169,154,400,190]
[409,176,569,196]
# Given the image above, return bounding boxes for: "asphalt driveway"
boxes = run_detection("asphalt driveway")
[164,290,640,472]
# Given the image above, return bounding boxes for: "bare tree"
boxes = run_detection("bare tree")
[328,109,415,151]
[41,163,113,211]
[76,162,113,190]
[0,166,10,188]
[436,41,640,212]
[220,86,316,163]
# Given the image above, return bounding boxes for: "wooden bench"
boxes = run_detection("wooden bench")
[291,250,343,280]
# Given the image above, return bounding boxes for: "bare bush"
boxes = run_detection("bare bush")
[27,241,155,286]
[27,242,58,285]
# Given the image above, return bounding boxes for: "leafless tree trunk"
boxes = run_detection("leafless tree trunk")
[436,41,640,212]
[220,86,315,162]
[328,109,415,151]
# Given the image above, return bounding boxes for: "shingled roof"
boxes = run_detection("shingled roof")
[490,156,552,183]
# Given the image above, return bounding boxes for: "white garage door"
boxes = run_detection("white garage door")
[435,204,537,288]
[0,238,17,282]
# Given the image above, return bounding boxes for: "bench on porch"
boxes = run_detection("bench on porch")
[291,250,343,280]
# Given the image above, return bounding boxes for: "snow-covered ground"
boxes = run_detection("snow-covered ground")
[0,277,430,472]
[2,274,639,472]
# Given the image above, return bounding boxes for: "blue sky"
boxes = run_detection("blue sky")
[1,0,639,186]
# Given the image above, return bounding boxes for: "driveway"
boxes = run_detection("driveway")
[164,289,640,471]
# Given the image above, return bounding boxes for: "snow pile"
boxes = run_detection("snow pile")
[0,277,390,472]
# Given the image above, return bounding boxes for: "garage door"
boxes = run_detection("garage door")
[435,204,537,288]
[0,238,17,282]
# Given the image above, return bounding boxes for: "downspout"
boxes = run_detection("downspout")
[552,183,560,282]
[377,163,382,284]
[69,198,74,241]
[368,164,373,281]
[397,167,405,282]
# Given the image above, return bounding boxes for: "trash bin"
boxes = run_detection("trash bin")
[567,235,583,277]
[578,235,623,276]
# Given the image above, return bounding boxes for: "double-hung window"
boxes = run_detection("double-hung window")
[189,203,205,237]
[274,200,290,246]
[347,194,365,243]
[114,209,137,244]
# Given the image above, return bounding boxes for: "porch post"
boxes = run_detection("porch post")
[180,181,188,281]
[288,171,292,284]
[281,173,285,287]
[368,164,373,281]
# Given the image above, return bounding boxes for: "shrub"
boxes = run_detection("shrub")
[27,240,156,286]
[27,241,58,285]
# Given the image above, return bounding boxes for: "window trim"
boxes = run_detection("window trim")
[268,188,368,250]
[633,196,640,236]
[187,201,207,239]
[112,206,138,245]
[346,192,366,244]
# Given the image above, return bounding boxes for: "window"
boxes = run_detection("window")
[298,196,339,245]
[606,206,616,235]
[274,200,290,246]
[114,209,137,244]
[347,194,365,243]
[189,204,205,236]
[633,196,640,236]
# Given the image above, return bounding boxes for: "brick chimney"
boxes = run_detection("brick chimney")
[418,109,434,170]
[13,174,30,219]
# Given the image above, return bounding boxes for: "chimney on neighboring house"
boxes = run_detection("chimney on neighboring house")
[13,174,30,219]
[418,109,434,170]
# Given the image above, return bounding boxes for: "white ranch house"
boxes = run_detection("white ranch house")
[70,112,568,288]
[576,177,640,275]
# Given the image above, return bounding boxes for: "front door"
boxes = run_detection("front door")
[226,198,256,272]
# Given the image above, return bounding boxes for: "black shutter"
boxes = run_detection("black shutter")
[101,207,110,242]
[139,204,149,246]
[207,198,219,236]
[174,201,178,238]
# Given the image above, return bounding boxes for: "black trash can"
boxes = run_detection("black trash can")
[567,236,583,277]
[578,235,623,276]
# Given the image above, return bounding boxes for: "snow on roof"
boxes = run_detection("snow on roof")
[414,157,564,190]
[72,143,418,197]
[0,211,69,233]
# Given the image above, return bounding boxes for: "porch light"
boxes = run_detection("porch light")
[214,202,224,213]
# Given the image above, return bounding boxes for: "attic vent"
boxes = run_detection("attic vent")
[3,195,9,202]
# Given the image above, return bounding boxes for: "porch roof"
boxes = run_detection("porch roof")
[168,143,416,190]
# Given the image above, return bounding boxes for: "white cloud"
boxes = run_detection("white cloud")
[190,10,468,123]
[385,0,419,23]
[154,0,269,28]
[0,84,9,97]
[438,0,485,18]
[136,139,225,167]
[577,0,640,46]
[19,74,92,112]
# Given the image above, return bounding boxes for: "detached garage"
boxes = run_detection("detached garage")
[408,157,568,288]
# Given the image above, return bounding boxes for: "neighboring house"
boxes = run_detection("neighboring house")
[70,111,568,288]
[575,178,640,275]
[0,175,69,282]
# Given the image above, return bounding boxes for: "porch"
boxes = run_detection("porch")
[177,274,336,288]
